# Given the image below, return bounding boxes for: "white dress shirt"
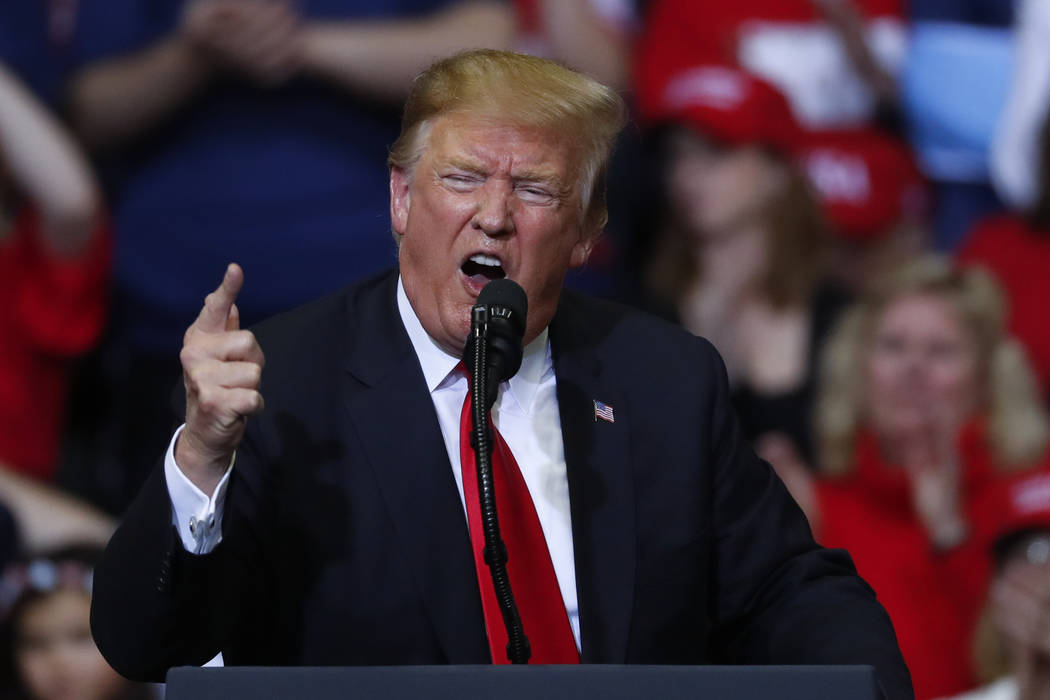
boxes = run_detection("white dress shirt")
[164,276,582,650]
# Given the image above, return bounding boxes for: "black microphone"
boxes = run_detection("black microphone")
[464,279,528,408]
[461,277,532,664]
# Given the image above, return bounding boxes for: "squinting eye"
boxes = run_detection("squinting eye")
[443,174,479,188]
[518,186,554,201]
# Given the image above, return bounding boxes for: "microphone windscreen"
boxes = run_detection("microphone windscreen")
[478,279,527,337]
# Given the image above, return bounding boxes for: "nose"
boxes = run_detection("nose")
[471,180,514,237]
[902,351,932,387]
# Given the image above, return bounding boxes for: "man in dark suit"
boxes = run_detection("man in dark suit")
[90,49,913,698]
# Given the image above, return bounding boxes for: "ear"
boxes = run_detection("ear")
[390,166,411,237]
[569,228,600,269]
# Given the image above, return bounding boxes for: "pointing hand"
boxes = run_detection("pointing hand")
[176,263,265,494]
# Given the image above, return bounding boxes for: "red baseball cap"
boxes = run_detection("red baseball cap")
[798,129,927,240]
[637,63,803,155]
[989,471,1050,554]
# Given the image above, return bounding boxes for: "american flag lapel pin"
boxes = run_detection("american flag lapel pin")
[593,400,615,423]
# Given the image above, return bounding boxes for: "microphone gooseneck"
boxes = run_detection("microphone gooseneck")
[463,279,530,664]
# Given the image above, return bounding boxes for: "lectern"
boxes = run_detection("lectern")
[166,664,880,699]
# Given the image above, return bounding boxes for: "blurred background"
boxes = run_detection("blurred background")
[2,1,1050,698]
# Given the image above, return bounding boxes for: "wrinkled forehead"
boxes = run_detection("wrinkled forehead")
[422,113,584,179]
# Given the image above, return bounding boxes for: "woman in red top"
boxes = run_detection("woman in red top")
[776,257,1050,699]
[0,63,109,480]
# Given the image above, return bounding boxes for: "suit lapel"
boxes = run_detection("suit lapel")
[551,294,636,663]
[340,273,489,663]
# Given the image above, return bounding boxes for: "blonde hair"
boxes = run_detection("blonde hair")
[388,49,627,237]
[816,255,1049,476]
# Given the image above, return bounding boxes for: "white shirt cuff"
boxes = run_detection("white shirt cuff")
[164,424,233,555]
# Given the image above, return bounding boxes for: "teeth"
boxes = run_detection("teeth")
[469,254,502,267]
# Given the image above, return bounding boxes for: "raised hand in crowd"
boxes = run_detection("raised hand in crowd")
[897,411,970,550]
[807,0,898,109]
[0,62,98,256]
[176,264,265,495]
[181,0,303,88]
[991,535,1050,700]
[752,415,969,551]
[0,464,115,553]
[71,1,513,151]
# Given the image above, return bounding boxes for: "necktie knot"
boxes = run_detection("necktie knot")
[456,360,479,394]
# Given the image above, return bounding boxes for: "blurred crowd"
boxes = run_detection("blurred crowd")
[1,0,1050,698]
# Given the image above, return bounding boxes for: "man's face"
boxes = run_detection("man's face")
[391,114,596,355]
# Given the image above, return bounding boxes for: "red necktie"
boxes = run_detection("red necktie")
[458,368,580,664]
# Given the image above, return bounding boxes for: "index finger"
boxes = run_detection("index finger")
[195,263,244,333]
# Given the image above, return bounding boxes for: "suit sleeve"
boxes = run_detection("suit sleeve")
[701,342,914,700]
[90,419,274,682]
[90,458,226,682]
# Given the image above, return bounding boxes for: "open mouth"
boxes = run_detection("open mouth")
[461,253,506,287]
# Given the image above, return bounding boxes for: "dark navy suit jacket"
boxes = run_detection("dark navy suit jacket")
[91,270,913,698]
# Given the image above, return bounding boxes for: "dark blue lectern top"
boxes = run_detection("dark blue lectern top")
[166,664,879,700]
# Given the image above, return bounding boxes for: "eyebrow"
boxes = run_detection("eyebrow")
[442,157,567,189]
[442,157,488,176]
[513,168,566,190]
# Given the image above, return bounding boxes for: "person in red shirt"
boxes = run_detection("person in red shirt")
[0,63,109,480]
[773,256,1050,699]
[635,0,906,135]
[957,113,1050,400]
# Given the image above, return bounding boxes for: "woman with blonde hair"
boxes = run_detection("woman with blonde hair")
[778,255,1050,700]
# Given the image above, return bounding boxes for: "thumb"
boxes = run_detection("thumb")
[195,263,244,333]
